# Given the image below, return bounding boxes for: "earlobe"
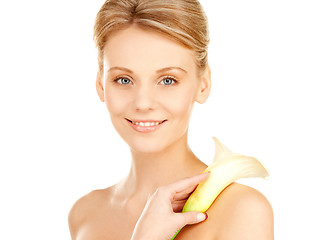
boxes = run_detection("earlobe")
[195,66,211,104]
[96,72,105,102]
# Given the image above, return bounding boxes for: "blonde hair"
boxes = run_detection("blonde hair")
[94,0,209,75]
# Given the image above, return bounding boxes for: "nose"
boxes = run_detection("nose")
[133,85,155,111]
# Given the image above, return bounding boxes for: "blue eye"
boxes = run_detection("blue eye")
[161,77,176,86]
[116,78,131,85]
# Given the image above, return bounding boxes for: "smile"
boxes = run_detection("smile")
[125,119,167,133]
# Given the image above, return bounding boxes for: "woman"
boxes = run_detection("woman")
[68,0,274,239]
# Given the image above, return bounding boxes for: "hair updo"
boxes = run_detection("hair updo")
[94,0,209,75]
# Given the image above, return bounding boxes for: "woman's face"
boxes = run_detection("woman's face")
[97,26,210,154]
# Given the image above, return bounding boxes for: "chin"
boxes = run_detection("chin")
[128,138,168,154]
[114,121,188,155]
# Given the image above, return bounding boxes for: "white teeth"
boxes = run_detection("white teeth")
[132,121,162,126]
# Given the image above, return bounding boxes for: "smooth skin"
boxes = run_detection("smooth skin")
[68,25,274,240]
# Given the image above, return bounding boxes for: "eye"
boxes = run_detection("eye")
[160,77,177,86]
[115,77,132,85]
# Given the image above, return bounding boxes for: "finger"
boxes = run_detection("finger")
[172,185,197,201]
[177,211,208,227]
[167,172,210,196]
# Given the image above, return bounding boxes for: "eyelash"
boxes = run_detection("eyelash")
[112,76,178,86]
[160,76,178,86]
[114,77,132,85]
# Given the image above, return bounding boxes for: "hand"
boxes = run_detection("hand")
[130,172,209,240]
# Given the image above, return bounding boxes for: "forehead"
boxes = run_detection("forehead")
[103,26,197,73]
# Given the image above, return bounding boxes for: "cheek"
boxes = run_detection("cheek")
[104,87,130,115]
[160,86,197,119]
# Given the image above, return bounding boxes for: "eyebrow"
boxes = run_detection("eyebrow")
[156,67,188,74]
[108,67,133,73]
[107,66,188,74]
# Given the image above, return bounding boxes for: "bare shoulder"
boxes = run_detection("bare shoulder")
[215,182,273,212]
[212,183,274,239]
[68,187,112,239]
[176,183,273,240]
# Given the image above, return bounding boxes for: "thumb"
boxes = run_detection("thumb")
[179,211,208,226]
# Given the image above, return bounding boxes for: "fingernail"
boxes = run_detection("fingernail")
[197,212,208,222]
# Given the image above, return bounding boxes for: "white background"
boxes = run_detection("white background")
[0,0,312,239]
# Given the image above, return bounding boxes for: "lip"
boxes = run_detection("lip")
[125,118,167,133]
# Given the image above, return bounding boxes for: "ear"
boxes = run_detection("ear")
[96,72,105,102]
[195,65,211,104]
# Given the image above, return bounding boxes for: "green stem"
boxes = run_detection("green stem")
[170,228,181,240]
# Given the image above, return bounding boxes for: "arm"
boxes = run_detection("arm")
[68,198,84,240]
[68,192,94,240]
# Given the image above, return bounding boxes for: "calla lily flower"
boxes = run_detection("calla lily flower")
[171,137,269,239]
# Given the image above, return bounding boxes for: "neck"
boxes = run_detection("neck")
[121,133,207,200]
